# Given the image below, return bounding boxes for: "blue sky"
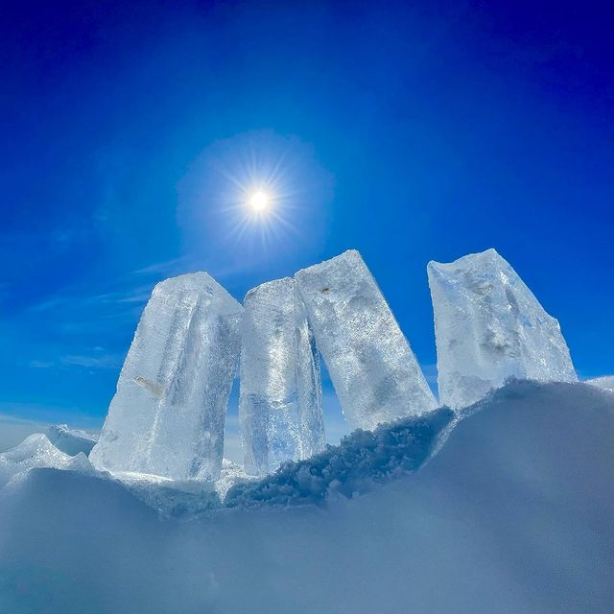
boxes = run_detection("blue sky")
[1,0,613,439]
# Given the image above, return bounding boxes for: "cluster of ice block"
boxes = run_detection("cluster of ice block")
[239,278,325,476]
[90,273,243,481]
[428,249,577,409]
[91,246,578,482]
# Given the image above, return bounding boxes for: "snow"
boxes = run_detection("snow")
[45,424,98,456]
[1,381,612,613]
[90,273,243,482]
[239,277,325,476]
[428,248,577,409]
[295,250,437,430]
[226,407,453,506]
[586,375,614,393]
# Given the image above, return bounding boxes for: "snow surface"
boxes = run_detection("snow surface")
[239,277,325,476]
[296,250,437,429]
[1,381,613,613]
[428,248,577,408]
[90,272,243,482]
[227,407,453,506]
[586,375,614,393]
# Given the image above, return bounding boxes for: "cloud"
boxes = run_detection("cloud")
[59,353,123,369]
[132,257,190,277]
[28,351,123,371]
[29,359,55,369]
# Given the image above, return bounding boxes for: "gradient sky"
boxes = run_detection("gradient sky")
[1,0,613,442]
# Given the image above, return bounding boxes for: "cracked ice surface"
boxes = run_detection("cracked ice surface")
[295,250,437,430]
[90,273,243,482]
[239,277,325,476]
[428,248,577,409]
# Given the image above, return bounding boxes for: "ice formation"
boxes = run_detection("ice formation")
[45,424,98,456]
[239,277,325,476]
[295,250,437,430]
[90,273,243,482]
[586,376,614,394]
[428,248,577,409]
[0,433,73,489]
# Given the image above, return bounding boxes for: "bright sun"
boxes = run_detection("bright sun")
[248,190,270,212]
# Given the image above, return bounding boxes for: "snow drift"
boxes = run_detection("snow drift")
[1,380,613,613]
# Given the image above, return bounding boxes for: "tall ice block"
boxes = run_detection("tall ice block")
[428,248,577,410]
[295,250,437,430]
[90,273,243,481]
[239,277,325,476]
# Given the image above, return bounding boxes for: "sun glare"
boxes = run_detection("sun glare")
[248,190,270,212]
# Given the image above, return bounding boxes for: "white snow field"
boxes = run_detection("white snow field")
[296,250,437,430]
[239,277,325,476]
[90,273,243,482]
[1,381,613,614]
[428,248,577,409]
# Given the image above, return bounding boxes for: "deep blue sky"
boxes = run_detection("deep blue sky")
[1,0,613,430]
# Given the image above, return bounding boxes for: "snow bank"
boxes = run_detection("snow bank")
[1,381,613,613]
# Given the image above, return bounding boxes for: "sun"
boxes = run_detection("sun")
[248,190,270,213]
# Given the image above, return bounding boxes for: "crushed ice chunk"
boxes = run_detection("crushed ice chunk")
[45,424,98,456]
[0,433,73,489]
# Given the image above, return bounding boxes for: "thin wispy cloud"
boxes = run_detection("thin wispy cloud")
[28,351,123,371]
[132,256,191,277]
[59,353,123,370]
[29,359,55,369]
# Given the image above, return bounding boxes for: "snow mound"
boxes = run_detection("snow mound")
[1,381,613,613]
[226,407,453,507]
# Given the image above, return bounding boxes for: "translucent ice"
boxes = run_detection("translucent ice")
[239,277,325,476]
[428,248,577,409]
[45,424,98,456]
[295,250,437,430]
[0,434,72,489]
[90,273,243,482]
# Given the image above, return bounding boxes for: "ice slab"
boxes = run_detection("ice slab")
[45,424,98,456]
[428,248,577,409]
[239,277,325,475]
[295,250,437,430]
[586,376,614,394]
[90,273,243,482]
